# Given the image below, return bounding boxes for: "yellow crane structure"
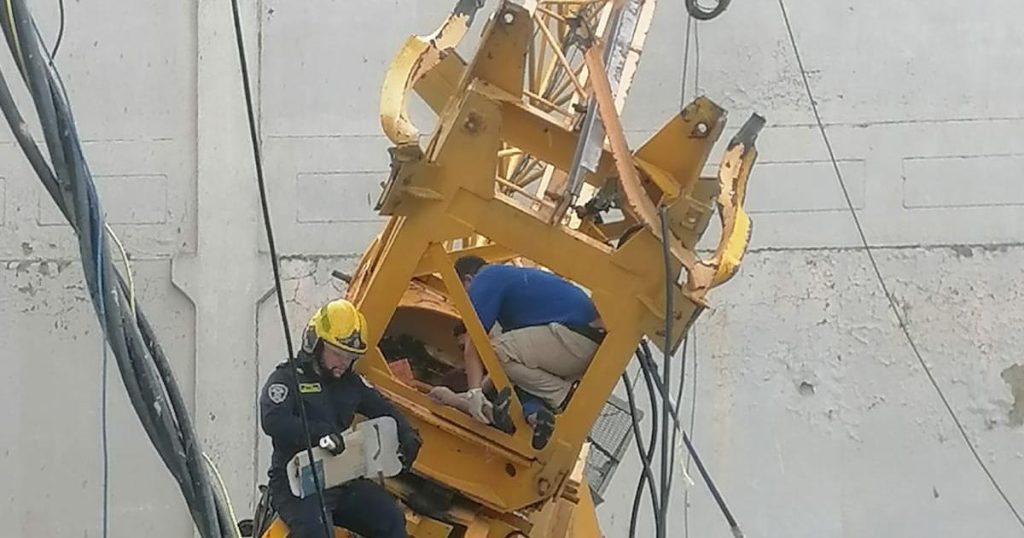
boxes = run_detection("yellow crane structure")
[264,0,763,535]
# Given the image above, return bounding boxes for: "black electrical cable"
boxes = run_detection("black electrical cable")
[27,12,188,481]
[626,340,667,536]
[134,289,233,535]
[638,340,744,537]
[622,368,661,538]
[0,60,70,221]
[622,205,745,536]
[5,1,71,189]
[777,0,1024,530]
[680,429,742,537]
[226,2,333,537]
[665,331,688,496]
[657,206,673,538]
[49,35,224,538]
[626,344,662,537]
[0,45,167,536]
[638,342,683,434]
[0,1,232,535]
[32,17,224,530]
[33,14,222,528]
[634,342,667,537]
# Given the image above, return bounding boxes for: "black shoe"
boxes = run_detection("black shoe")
[490,387,516,434]
[531,408,555,450]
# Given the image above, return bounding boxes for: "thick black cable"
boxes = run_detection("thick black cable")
[1,2,229,535]
[639,341,684,433]
[6,32,206,538]
[665,331,688,496]
[36,18,218,527]
[635,343,667,537]
[622,368,661,538]
[657,206,673,538]
[7,0,71,189]
[639,341,744,537]
[57,41,221,538]
[226,2,333,537]
[20,25,182,533]
[777,0,1024,529]
[0,60,71,221]
[627,345,661,536]
[680,431,741,536]
[134,284,233,536]
[19,31,202,522]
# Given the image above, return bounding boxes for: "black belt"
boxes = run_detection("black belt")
[563,323,606,344]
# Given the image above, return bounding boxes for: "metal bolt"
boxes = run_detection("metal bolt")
[502,11,515,24]
[464,113,480,133]
[537,478,550,494]
[695,122,709,135]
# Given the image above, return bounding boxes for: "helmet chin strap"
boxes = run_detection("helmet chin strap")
[315,350,356,379]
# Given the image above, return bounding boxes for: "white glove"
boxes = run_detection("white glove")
[464,388,493,425]
[428,386,493,425]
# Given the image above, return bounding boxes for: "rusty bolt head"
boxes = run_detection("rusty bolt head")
[537,478,551,494]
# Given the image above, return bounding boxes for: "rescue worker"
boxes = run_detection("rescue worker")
[260,299,421,538]
[453,255,605,449]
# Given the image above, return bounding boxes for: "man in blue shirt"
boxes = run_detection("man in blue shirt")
[453,255,605,449]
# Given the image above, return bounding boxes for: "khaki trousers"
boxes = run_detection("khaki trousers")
[490,323,598,409]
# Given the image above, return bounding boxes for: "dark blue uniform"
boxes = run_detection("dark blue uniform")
[260,360,418,538]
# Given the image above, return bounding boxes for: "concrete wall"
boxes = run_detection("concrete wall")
[2,0,1022,536]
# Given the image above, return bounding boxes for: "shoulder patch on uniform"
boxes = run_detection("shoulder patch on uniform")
[298,382,322,394]
[358,375,373,388]
[267,383,288,404]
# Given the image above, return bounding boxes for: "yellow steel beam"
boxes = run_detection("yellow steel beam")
[354,0,764,526]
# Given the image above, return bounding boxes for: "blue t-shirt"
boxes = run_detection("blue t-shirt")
[466,264,597,332]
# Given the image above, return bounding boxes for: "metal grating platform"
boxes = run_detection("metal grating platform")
[584,393,640,504]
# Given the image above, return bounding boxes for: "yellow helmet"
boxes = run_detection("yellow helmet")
[301,299,369,355]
